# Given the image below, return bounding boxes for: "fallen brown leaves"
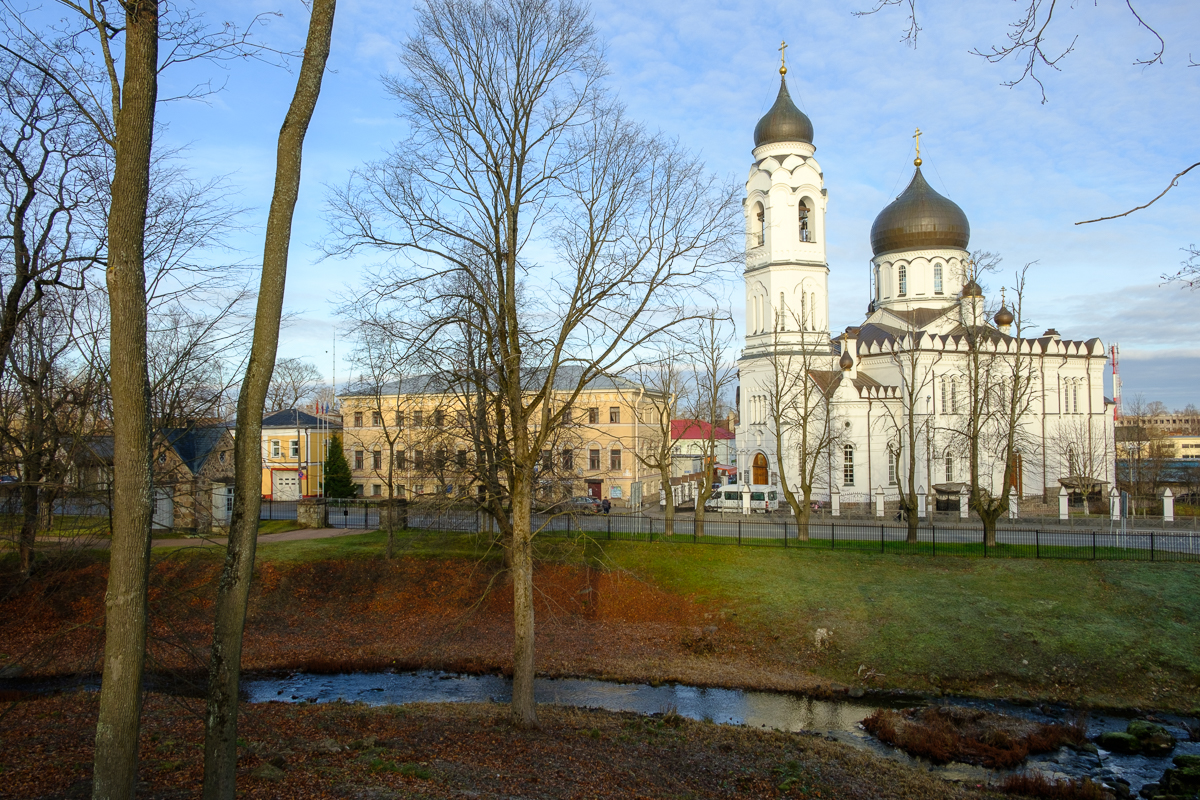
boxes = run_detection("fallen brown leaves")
[0,553,830,695]
[0,691,1007,800]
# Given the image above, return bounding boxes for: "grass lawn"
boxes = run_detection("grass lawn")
[601,541,1200,711]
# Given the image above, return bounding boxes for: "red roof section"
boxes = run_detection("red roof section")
[671,419,735,441]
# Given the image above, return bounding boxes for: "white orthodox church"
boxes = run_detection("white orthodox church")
[734,64,1115,510]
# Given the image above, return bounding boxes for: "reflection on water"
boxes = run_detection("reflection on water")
[242,671,885,734]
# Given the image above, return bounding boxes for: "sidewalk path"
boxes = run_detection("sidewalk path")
[32,527,370,550]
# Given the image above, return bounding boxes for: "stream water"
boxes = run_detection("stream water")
[243,671,1199,794]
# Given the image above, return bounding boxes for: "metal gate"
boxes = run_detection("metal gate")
[326,500,379,529]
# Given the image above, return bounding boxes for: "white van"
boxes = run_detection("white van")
[704,484,780,513]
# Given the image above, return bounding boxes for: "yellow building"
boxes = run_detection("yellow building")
[337,371,666,508]
[260,409,343,499]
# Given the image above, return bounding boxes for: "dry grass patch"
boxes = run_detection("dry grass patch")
[862,705,1087,769]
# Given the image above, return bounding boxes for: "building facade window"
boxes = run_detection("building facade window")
[290,440,299,458]
[271,440,280,458]
[610,448,622,471]
[798,201,811,242]
[395,411,404,429]
[434,409,445,428]
[354,412,363,427]
[588,407,599,425]
[457,449,468,468]
[588,448,601,470]
[414,450,425,471]
[372,449,382,470]
[396,450,406,469]
[898,265,907,296]
[413,409,424,427]
[354,450,364,470]
[933,263,944,294]
[609,407,621,424]
[842,445,855,486]
[888,449,897,485]
[562,449,574,470]
[754,203,765,247]
[372,484,382,496]
[372,411,382,426]
[456,410,467,426]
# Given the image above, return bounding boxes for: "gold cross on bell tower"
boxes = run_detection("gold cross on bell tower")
[779,40,787,75]
[913,127,923,167]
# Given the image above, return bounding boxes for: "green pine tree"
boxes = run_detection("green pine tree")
[323,434,356,498]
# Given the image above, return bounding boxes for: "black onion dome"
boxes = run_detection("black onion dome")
[994,305,1014,326]
[962,279,983,298]
[870,166,970,256]
[839,348,854,370]
[753,77,814,147]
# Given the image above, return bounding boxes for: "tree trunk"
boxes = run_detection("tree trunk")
[509,468,537,728]
[796,488,812,541]
[906,501,919,544]
[694,492,706,538]
[18,480,37,579]
[92,3,159,798]
[982,514,998,548]
[202,5,336,798]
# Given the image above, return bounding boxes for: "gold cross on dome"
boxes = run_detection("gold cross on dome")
[913,127,922,158]
[779,40,787,74]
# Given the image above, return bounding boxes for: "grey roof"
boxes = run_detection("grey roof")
[161,426,229,475]
[338,365,644,399]
[262,408,340,429]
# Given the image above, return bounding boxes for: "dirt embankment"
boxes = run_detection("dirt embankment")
[0,554,832,695]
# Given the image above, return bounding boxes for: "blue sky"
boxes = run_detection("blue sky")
[159,0,1200,408]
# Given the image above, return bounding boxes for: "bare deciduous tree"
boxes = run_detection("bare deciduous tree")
[628,344,686,534]
[944,258,1039,546]
[688,316,736,539]
[265,356,323,412]
[203,3,336,797]
[761,311,840,540]
[323,0,736,727]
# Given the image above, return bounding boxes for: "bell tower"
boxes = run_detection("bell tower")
[741,52,830,361]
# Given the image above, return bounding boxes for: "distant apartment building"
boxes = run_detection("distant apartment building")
[337,369,666,507]
[1116,413,1200,436]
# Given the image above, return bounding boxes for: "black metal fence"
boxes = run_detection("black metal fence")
[259,499,298,521]
[489,513,1200,563]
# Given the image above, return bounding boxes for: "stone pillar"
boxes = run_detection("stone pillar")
[874,486,885,517]
[1109,487,1121,521]
[959,485,970,520]
[741,485,751,515]
[1163,488,1174,523]
[1008,493,1019,520]
[917,486,927,519]
[297,497,327,529]
[1058,486,1069,521]
[830,484,840,517]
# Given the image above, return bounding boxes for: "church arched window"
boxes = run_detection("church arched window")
[799,201,811,243]
[800,292,806,330]
[944,449,954,483]
[950,380,958,414]
[842,445,855,486]
[933,263,944,294]
[779,292,785,330]
[753,203,765,248]
[811,292,817,328]
[940,377,947,413]
[898,265,907,296]
[874,265,881,301]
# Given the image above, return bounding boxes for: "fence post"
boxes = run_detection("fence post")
[831,523,836,551]
[738,519,742,545]
[784,522,788,548]
[983,525,987,558]
[880,524,885,554]
[1092,531,1096,560]
[1035,529,1040,559]
[1151,530,1155,562]
[607,514,612,541]
[932,524,936,557]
